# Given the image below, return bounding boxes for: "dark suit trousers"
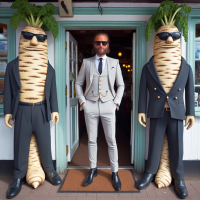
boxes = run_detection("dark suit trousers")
[146,110,184,180]
[13,103,54,178]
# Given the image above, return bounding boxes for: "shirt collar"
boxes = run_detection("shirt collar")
[95,54,107,60]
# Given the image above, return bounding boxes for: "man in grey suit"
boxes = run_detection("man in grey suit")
[75,32,124,191]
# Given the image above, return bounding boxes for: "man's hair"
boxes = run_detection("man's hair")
[93,31,110,43]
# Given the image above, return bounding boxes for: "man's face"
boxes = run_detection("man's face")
[93,34,109,56]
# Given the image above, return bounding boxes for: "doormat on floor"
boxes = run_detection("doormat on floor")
[58,169,139,193]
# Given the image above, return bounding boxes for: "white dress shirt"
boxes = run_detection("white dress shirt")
[95,54,107,75]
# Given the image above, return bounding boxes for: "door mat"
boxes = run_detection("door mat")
[58,168,139,193]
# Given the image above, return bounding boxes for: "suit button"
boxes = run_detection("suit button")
[175,97,178,99]
[100,80,101,82]
[157,96,160,99]
[154,88,157,90]
[99,84,101,86]
[166,96,169,99]
[179,88,181,91]
[15,93,16,95]
[48,95,49,96]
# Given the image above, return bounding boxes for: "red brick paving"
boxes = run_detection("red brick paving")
[1,172,200,200]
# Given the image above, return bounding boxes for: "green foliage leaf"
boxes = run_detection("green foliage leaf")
[175,12,189,42]
[38,3,56,18]
[10,10,26,29]
[180,4,192,14]
[42,15,59,39]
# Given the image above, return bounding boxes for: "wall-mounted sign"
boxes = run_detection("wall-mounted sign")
[58,0,73,17]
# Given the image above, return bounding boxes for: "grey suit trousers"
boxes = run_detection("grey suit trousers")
[83,99,118,172]
[13,103,54,178]
[146,110,184,180]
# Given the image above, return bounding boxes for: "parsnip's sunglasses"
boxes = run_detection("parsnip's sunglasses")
[21,31,47,42]
[155,32,181,40]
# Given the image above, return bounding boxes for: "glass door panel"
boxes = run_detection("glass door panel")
[66,31,79,162]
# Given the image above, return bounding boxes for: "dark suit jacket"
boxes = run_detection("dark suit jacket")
[138,56,194,120]
[4,57,58,121]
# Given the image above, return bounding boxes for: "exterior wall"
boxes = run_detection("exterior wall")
[0,2,200,164]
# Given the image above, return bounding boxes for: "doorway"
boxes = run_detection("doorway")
[66,30,135,168]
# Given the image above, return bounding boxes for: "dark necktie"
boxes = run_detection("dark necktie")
[98,58,102,74]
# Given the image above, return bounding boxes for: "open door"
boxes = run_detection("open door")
[65,32,79,162]
[130,32,136,164]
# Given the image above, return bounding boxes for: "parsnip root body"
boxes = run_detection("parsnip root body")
[26,134,45,188]
[155,135,172,188]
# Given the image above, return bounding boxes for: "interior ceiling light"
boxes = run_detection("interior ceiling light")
[126,66,128,68]
[128,65,131,68]
[118,52,122,57]
[123,64,125,67]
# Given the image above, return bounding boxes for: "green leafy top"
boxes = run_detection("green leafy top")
[145,0,192,42]
[10,0,58,38]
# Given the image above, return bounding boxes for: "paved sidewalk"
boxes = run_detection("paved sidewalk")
[1,170,200,200]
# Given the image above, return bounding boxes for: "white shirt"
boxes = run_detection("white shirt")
[95,54,107,75]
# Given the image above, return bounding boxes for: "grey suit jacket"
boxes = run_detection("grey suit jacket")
[138,56,194,120]
[4,57,58,121]
[75,56,124,110]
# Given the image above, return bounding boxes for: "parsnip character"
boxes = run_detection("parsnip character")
[136,1,194,199]
[4,1,61,199]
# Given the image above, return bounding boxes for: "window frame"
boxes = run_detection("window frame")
[0,18,16,115]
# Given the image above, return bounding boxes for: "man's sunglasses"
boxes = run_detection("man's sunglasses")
[21,31,47,42]
[94,41,108,46]
[155,32,181,41]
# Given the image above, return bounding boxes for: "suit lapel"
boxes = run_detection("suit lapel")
[12,57,21,88]
[147,56,166,95]
[168,57,188,95]
[107,57,112,83]
[45,61,51,88]
[89,56,95,84]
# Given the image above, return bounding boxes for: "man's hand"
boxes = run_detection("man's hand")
[185,115,194,130]
[114,103,117,107]
[52,112,59,126]
[81,102,85,107]
[138,113,146,127]
[5,114,14,128]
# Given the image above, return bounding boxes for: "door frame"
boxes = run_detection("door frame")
[55,21,147,173]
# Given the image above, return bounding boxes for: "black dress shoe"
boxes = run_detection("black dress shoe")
[83,168,97,186]
[136,172,155,190]
[174,179,188,199]
[112,172,121,191]
[45,169,62,185]
[6,177,25,199]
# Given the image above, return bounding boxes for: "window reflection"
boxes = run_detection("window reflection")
[195,87,200,107]
[196,24,200,38]
[0,23,7,39]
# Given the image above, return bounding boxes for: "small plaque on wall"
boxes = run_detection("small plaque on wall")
[58,0,73,17]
